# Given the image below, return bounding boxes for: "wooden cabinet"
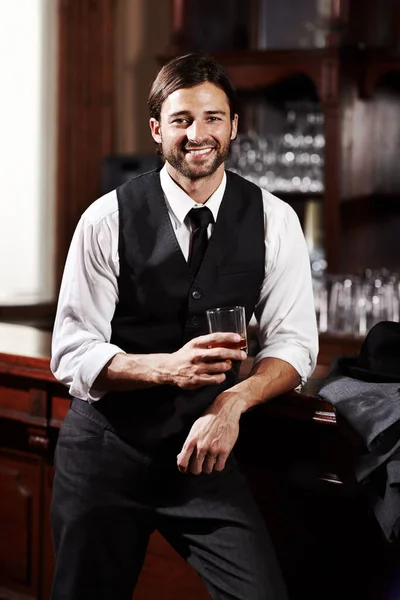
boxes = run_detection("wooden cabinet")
[0,450,43,599]
[166,0,400,274]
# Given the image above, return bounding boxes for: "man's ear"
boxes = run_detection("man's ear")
[230,114,239,141]
[149,118,162,144]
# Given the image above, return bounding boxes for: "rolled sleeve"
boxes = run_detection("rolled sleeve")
[68,342,124,402]
[50,192,123,402]
[254,191,319,385]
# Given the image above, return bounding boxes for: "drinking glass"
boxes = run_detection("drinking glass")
[206,306,248,352]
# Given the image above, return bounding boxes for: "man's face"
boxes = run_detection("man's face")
[150,82,238,181]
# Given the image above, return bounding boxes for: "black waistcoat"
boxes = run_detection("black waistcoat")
[93,169,265,454]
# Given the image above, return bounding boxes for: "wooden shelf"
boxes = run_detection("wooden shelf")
[279,192,323,203]
[160,48,341,103]
[357,50,400,97]
[161,47,400,105]
[340,192,400,205]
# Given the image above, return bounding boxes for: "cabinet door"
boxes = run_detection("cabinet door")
[0,449,42,599]
[42,464,55,600]
[135,530,211,600]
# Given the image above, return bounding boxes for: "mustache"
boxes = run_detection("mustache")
[183,140,217,151]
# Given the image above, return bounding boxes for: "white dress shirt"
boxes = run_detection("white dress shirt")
[51,166,319,402]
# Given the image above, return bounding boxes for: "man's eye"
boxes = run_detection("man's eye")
[207,116,220,122]
[173,118,189,124]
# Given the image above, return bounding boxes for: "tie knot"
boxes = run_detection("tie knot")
[188,207,214,230]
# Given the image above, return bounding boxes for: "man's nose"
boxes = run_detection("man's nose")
[186,120,207,144]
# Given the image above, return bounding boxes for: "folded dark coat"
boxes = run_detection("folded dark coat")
[319,361,400,542]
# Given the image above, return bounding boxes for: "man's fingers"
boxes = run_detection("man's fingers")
[214,454,227,472]
[193,332,242,348]
[177,441,195,472]
[177,454,189,472]
[178,444,217,476]
[180,452,228,474]
[178,447,205,476]
[199,360,232,373]
[189,454,206,475]
[192,373,227,387]
[195,347,246,364]
[179,373,226,390]
[203,348,246,361]
[202,453,218,474]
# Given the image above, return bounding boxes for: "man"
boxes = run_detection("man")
[50,52,318,599]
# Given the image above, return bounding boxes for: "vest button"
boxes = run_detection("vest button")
[190,316,198,326]
[191,290,202,300]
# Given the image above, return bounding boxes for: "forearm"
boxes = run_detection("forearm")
[213,357,301,416]
[94,352,171,391]
[93,332,247,393]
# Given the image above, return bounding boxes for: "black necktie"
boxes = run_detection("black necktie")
[187,207,214,277]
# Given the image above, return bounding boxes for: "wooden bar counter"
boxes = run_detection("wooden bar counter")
[0,323,397,600]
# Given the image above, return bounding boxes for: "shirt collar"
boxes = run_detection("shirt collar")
[159,164,226,225]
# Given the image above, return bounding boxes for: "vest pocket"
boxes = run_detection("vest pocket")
[217,263,260,276]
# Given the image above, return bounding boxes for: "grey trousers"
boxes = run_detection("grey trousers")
[50,404,288,600]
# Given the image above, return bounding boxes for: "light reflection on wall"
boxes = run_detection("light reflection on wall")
[0,0,57,304]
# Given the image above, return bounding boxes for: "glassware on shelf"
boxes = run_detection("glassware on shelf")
[313,269,400,337]
[226,101,325,195]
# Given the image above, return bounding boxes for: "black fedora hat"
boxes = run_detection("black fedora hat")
[338,321,400,383]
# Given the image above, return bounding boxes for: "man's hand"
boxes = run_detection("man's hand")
[176,396,241,475]
[175,357,302,476]
[165,332,246,390]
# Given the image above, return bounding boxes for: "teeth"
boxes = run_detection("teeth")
[187,148,212,155]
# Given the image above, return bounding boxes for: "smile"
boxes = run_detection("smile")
[185,148,214,156]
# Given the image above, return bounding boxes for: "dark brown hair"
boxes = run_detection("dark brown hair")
[148,53,239,122]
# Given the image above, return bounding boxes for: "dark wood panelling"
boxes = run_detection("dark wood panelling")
[0,451,42,598]
[49,394,70,429]
[340,194,400,272]
[55,0,116,289]
[0,378,47,428]
[42,465,55,600]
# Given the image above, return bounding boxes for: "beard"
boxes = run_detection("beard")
[160,136,231,181]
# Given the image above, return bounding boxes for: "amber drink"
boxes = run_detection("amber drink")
[206,306,248,353]
[207,336,247,352]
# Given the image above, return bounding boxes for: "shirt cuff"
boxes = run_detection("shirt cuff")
[253,346,315,386]
[69,343,125,402]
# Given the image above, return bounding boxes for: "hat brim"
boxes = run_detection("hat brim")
[337,356,400,383]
